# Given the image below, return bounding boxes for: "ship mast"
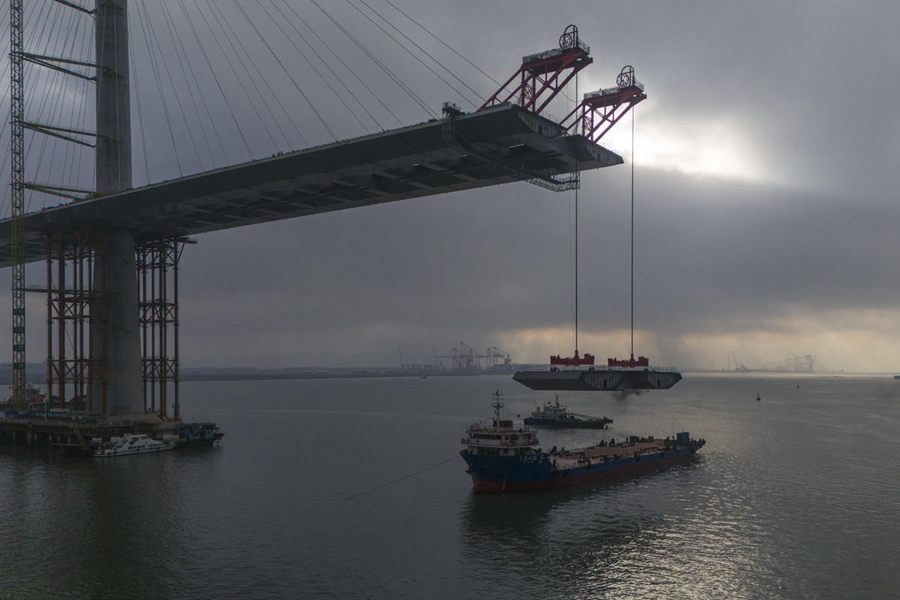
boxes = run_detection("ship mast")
[491,389,503,429]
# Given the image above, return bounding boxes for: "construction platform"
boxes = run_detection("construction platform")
[0,104,621,267]
[0,412,179,449]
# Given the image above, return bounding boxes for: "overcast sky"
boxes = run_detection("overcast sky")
[2,0,899,371]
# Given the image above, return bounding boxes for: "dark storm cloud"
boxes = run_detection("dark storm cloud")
[2,0,899,369]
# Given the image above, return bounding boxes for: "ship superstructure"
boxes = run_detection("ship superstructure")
[524,396,612,429]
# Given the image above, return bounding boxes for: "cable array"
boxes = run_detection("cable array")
[0,0,505,218]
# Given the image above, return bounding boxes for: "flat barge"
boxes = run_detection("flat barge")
[460,392,703,493]
[513,353,682,391]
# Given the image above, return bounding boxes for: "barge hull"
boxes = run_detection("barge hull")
[468,449,697,493]
[513,368,682,391]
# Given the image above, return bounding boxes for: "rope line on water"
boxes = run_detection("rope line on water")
[346,454,459,501]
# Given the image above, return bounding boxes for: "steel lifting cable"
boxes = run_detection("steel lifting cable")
[204,0,308,149]
[630,106,636,356]
[574,70,579,355]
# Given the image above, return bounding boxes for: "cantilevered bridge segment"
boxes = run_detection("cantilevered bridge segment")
[0,105,621,266]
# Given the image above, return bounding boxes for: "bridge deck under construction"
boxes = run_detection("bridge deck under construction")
[0,105,621,267]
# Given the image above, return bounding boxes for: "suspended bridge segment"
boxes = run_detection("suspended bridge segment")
[0,104,620,267]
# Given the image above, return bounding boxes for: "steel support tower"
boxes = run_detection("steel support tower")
[9,0,26,406]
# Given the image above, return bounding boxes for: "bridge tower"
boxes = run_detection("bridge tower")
[91,0,143,416]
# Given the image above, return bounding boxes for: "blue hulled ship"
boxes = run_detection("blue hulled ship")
[460,391,704,493]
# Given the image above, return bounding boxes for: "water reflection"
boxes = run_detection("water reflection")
[458,461,731,599]
[0,447,216,598]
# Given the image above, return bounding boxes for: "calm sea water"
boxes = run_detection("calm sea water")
[1,374,898,599]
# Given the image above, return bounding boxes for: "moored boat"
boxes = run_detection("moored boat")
[174,422,224,448]
[95,434,174,458]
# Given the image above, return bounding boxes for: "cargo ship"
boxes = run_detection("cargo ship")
[524,395,612,429]
[513,352,682,391]
[459,391,704,493]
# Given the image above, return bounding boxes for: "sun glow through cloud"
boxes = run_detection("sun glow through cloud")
[601,114,770,183]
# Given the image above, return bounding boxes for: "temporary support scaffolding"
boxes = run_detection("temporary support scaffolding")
[9,0,26,405]
[43,233,106,413]
[137,238,188,420]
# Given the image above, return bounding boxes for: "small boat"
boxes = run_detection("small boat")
[95,434,174,458]
[524,395,612,429]
[174,422,224,448]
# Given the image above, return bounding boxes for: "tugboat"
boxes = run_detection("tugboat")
[460,391,705,493]
[174,422,224,447]
[95,434,174,458]
[524,395,612,429]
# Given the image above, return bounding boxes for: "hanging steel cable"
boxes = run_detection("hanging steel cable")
[630,106,636,357]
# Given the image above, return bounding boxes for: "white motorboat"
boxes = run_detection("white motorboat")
[94,434,174,458]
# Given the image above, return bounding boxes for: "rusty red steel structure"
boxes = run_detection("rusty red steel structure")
[560,65,647,143]
[137,238,188,421]
[44,234,104,413]
[478,24,593,115]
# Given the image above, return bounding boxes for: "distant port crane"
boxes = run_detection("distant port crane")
[727,352,816,373]
[435,342,512,372]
